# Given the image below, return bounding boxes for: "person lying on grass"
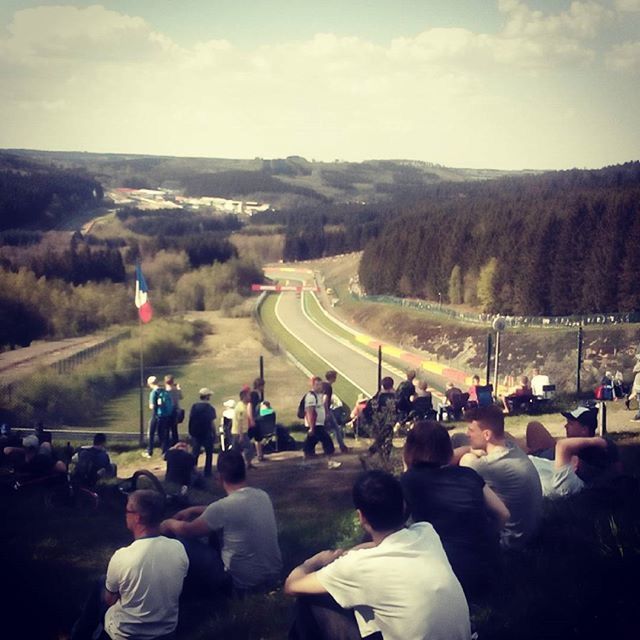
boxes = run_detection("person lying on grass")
[284,470,471,640]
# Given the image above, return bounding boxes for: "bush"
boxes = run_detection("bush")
[10,319,202,425]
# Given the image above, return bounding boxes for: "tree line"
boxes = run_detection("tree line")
[0,154,103,230]
[359,162,640,315]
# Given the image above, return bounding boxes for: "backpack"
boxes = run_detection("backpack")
[154,388,174,418]
[297,391,316,420]
[72,447,102,488]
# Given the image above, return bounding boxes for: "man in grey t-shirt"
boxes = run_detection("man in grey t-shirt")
[161,450,282,591]
[457,404,543,550]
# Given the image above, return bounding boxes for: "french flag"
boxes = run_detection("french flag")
[135,264,153,324]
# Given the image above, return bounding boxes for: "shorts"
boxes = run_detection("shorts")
[248,426,261,441]
[550,463,585,497]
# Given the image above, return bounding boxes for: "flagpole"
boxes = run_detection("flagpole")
[139,312,145,448]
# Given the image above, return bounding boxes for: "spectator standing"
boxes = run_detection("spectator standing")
[232,387,255,468]
[396,369,417,418]
[165,374,183,446]
[189,387,217,477]
[248,378,266,462]
[144,375,173,458]
[220,399,235,451]
[303,376,340,468]
[323,370,350,454]
[467,375,481,407]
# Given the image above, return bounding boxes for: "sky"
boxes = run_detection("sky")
[0,1,638,170]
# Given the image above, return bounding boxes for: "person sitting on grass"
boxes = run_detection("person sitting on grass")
[401,421,509,597]
[160,449,282,596]
[72,433,116,488]
[4,434,66,479]
[525,406,621,492]
[165,440,197,493]
[71,489,189,640]
[284,470,471,640]
[455,404,543,550]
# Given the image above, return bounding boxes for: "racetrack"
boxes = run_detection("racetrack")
[273,289,405,397]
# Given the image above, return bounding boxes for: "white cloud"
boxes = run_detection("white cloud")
[606,40,640,70]
[615,0,640,12]
[0,2,636,169]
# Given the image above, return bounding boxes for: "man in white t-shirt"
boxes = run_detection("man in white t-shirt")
[71,490,189,640]
[302,376,339,467]
[284,470,470,640]
[530,368,551,398]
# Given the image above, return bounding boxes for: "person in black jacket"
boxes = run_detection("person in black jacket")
[188,388,217,477]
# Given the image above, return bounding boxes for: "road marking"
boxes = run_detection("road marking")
[274,292,370,395]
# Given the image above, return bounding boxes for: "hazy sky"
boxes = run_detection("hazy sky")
[0,1,638,169]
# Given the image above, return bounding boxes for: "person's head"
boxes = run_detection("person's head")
[253,377,265,391]
[520,375,529,387]
[93,433,106,447]
[147,375,158,389]
[404,420,453,468]
[406,369,416,381]
[561,406,598,437]
[446,382,454,390]
[199,387,213,401]
[532,367,540,376]
[381,376,394,391]
[23,434,39,451]
[465,404,505,450]
[472,375,480,385]
[239,385,251,402]
[217,449,247,485]
[417,379,428,392]
[353,470,405,533]
[126,490,164,533]
[311,376,323,393]
[164,374,175,386]
[171,439,190,452]
[325,370,337,384]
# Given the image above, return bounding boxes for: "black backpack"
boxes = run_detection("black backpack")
[72,447,102,488]
[297,391,317,420]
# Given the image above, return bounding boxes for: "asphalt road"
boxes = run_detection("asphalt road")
[274,290,403,397]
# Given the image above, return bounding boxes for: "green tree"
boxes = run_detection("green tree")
[448,264,462,305]
[477,258,498,312]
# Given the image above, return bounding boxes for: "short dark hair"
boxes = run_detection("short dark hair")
[217,449,246,484]
[130,490,164,526]
[325,370,337,382]
[381,376,394,391]
[404,420,453,468]
[466,404,505,437]
[353,470,405,532]
[93,433,106,446]
[253,377,265,389]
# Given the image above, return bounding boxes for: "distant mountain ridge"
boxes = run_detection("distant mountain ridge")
[1,148,539,207]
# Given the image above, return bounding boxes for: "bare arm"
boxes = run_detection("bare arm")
[555,437,607,469]
[483,485,510,528]
[160,514,211,538]
[103,588,119,607]
[284,549,343,596]
[451,446,471,465]
[172,505,207,521]
[305,406,317,432]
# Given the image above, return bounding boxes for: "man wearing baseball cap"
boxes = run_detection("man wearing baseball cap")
[526,406,621,492]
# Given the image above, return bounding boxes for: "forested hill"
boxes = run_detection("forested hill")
[0,153,103,231]
[359,162,640,316]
